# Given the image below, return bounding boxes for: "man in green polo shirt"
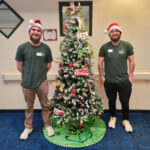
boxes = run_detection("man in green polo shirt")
[15,19,54,140]
[98,23,135,133]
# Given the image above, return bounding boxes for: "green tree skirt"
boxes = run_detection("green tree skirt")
[43,116,106,147]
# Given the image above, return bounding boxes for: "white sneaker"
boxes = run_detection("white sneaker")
[46,126,54,136]
[108,117,117,129]
[123,120,133,133]
[20,128,33,140]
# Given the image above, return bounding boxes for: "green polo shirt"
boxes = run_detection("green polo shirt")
[15,42,53,89]
[99,40,134,83]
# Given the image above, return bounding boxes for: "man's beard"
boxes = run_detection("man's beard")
[110,35,121,42]
[30,35,41,44]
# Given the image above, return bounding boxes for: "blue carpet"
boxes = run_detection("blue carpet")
[0,110,150,150]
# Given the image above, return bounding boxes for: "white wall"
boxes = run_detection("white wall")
[0,0,150,110]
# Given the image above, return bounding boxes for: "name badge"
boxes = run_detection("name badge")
[108,49,113,53]
[36,52,44,56]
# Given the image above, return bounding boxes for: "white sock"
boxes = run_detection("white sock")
[108,117,117,129]
[20,128,33,140]
[46,126,54,136]
[123,120,133,133]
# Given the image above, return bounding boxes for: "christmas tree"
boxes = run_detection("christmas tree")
[50,2,103,127]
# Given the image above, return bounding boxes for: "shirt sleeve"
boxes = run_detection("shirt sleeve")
[46,46,53,63]
[127,43,134,56]
[99,45,105,57]
[15,45,24,61]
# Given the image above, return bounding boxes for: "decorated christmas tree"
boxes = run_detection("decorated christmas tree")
[50,2,103,127]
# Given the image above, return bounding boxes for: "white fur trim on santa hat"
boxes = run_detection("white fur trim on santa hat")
[105,25,122,35]
[108,25,122,33]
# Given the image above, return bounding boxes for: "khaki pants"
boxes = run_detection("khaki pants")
[22,80,50,128]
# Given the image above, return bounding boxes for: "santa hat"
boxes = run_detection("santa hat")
[28,19,42,32]
[104,23,122,35]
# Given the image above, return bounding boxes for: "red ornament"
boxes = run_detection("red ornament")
[65,25,68,29]
[86,83,90,88]
[72,122,76,126]
[78,101,82,105]
[84,64,88,67]
[79,122,82,126]
[72,89,76,94]
[69,64,73,68]
[59,63,62,67]
[58,112,62,116]
[88,53,90,57]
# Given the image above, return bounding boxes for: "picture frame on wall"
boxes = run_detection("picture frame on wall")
[43,29,57,41]
[59,1,93,36]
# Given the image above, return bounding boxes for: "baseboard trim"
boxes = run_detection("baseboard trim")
[0,109,41,113]
[0,109,150,113]
[103,109,150,113]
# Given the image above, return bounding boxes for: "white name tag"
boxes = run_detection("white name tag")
[36,52,44,56]
[108,49,113,53]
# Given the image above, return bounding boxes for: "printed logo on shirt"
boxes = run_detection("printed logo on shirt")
[36,52,45,56]
[108,49,113,53]
[119,50,125,54]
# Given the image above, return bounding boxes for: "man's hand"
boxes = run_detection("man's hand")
[100,76,105,84]
[128,76,133,84]
[16,61,23,73]
[98,57,105,84]
[46,62,52,72]
[128,54,135,84]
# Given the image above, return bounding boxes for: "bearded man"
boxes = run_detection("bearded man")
[98,23,135,133]
[15,19,54,140]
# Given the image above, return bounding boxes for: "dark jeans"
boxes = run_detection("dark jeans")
[104,79,132,120]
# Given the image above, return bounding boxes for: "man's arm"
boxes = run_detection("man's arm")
[128,54,135,83]
[98,57,105,83]
[46,62,52,72]
[16,61,23,73]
